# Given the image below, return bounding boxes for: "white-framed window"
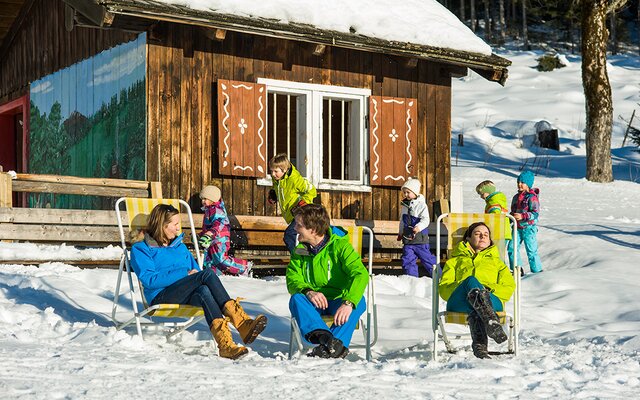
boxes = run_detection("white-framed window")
[257,78,371,192]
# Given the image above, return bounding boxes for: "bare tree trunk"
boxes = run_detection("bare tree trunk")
[461,0,466,22]
[581,0,614,182]
[484,0,492,42]
[499,0,506,42]
[471,0,477,31]
[522,0,528,49]
[610,8,618,55]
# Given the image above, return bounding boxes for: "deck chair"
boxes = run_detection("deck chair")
[431,213,521,361]
[110,197,206,340]
[288,225,377,361]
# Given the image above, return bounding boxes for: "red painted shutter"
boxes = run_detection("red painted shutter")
[368,96,418,187]
[217,79,268,177]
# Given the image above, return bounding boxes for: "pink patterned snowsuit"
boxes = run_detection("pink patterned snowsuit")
[201,200,250,276]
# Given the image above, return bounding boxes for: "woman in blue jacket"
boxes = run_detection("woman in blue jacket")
[130,204,267,359]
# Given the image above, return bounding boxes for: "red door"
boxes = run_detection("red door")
[0,94,30,206]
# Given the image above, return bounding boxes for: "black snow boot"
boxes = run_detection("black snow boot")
[467,288,508,344]
[305,329,346,358]
[468,311,491,359]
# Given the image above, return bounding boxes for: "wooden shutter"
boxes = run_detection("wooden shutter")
[368,96,418,187]
[217,79,268,177]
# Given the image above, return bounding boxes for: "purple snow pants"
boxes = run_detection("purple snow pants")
[401,243,437,277]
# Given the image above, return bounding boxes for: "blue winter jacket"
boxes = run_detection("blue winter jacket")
[130,232,201,304]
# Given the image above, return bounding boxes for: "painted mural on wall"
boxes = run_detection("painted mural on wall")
[29,33,146,209]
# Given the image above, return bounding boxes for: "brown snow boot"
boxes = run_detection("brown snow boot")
[468,311,491,359]
[210,318,248,360]
[222,298,268,344]
[467,288,508,344]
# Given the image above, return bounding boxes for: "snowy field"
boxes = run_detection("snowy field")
[2,50,640,399]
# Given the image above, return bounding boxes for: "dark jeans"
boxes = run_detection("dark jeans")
[284,219,298,253]
[150,268,231,327]
[446,275,503,314]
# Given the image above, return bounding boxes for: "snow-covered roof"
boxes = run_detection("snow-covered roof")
[146,0,492,56]
[99,0,510,82]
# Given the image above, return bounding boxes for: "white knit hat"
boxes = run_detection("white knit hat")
[199,185,221,202]
[401,178,421,196]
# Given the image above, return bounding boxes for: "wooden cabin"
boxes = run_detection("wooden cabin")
[0,0,510,222]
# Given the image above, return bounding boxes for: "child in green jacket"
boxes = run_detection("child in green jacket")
[268,153,317,253]
[476,180,513,267]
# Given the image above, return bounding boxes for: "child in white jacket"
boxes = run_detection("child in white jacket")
[398,178,437,277]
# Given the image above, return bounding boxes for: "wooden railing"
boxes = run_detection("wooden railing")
[0,172,162,207]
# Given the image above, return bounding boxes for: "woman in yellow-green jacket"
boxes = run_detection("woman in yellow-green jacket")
[438,221,515,359]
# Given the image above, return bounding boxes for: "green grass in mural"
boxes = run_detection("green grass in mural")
[29,80,146,210]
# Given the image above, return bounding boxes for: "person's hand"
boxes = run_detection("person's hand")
[268,189,277,204]
[188,269,198,275]
[397,234,402,241]
[412,226,420,233]
[305,290,328,310]
[199,234,213,249]
[513,212,522,221]
[334,303,353,326]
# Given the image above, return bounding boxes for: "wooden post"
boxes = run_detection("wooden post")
[0,172,12,208]
[150,181,163,198]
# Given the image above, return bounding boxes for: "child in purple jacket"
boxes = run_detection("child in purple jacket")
[199,185,252,276]
[509,170,543,273]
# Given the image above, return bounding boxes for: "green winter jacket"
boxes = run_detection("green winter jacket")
[273,165,317,223]
[286,232,369,306]
[484,191,512,240]
[438,241,515,303]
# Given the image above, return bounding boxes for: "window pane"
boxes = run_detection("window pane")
[267,92,298,167]
[322,98,359,181]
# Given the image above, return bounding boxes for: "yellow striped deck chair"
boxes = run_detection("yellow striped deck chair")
[431,213,521,361]
[110,197,206,340]
[288,224,377,361]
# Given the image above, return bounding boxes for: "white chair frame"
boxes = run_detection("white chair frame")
[431,213,521,361]
[288,225,378,361]
[110,197,206,340]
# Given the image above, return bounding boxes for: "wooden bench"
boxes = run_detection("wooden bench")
[222,215,446,274]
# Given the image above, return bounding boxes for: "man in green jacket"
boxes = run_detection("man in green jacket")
[286,204,369,359]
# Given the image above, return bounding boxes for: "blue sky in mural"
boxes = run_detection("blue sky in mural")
[29,32,145,120]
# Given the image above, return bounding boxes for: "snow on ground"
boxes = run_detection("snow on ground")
[2,50,640,399]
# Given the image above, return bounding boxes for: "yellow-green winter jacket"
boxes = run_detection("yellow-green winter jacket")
[438,241,515,303]
[484,191,512,240]
[286,232,369,306]
[273,165,317,223]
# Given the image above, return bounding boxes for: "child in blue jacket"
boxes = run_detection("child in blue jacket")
[509,170,543,273]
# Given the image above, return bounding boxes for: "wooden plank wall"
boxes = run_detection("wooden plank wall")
[0,0,137,102]
[147,24,454,222]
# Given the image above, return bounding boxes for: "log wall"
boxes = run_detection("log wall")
[147,23,455,221]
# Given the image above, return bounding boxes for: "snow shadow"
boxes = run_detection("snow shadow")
[545,225,640,252]
[0,280,112,327]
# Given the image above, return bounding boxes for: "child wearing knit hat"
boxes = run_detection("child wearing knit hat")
[398,178,437,278]
[509,170,543,273]
[199,185,252,276]
[476,179,512,238]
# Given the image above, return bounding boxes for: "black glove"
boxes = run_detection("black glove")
[268,189,277,204]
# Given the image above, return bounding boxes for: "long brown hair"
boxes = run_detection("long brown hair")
[146,204,179,245]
